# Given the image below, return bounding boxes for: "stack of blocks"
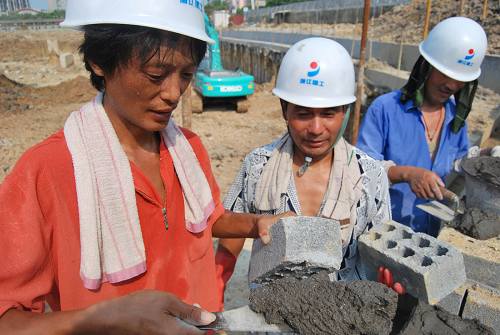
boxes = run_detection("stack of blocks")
[248,216,343,285]
[358,220,466,305]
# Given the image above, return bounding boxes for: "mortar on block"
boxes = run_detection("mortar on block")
[452,156,500,240]
[248,216,343,285]
[462,156,500,215]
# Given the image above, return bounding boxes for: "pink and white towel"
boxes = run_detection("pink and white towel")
[64,93,215,290]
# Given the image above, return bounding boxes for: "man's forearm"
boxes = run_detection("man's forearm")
[387,165,414,184]
[212,211,260,238]
[0,308,89,335]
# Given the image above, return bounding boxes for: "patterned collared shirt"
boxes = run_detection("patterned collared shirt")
[223,137,392,281]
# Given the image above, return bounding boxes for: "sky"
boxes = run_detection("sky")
[30,0,48,10]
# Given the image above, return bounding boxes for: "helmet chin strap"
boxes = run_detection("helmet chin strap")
[296,106,351,177]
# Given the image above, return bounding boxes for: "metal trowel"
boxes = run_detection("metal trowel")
[416,187,464,222]
[197,305,293,333]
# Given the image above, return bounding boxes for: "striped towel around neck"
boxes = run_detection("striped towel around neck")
[64,93,215,290]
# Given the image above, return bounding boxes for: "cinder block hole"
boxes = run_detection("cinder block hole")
[369,232,382,240]
[382,224,396,232]
[386,240,397,249]
[421,256,433,267]
[402,230,413,239]
[418,238,431,248]
[435,246,449,256]
[401,247,415,258]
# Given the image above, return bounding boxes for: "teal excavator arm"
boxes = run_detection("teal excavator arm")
[204,13,223,72]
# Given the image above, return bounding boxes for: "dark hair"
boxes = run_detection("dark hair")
[79,24,207,91]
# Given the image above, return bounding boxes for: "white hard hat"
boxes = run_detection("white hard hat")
[60,0,214,44]
[273,37,356,108]
[419,17,487,82]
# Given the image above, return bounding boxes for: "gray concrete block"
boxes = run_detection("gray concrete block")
[59,53,74,68]
[358,220,466,305]
[438,281,500,333]
[248,216,342,285]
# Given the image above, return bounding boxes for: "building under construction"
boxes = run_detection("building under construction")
[0,0,31,13]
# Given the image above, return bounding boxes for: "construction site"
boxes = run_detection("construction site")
[0,0,499,334]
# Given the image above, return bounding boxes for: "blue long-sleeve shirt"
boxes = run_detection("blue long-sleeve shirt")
[357,90,469,236]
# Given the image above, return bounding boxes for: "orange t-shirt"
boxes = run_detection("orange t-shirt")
[0,128,225,316]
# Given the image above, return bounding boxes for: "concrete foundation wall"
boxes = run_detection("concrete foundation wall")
[221,38,408,91]
[221,39,286,84]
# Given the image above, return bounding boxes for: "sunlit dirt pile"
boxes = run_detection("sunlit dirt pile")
[368,0,499,54]
[0,74,95,180]
[0,74,94,115]
[250,0,499,55]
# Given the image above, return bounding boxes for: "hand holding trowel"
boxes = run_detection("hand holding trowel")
[417,186,464,222]
[197,305,293,333]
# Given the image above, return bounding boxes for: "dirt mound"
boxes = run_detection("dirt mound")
[249,0,499,55]
[369,0,499,54]
[0,74,93,115]
[0,74,28,114]
[0,73,22,89]
[0,30,83,62]
[36,76,95,104]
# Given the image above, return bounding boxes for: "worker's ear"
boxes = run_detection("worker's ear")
[89,62,105,77]
[280,99,288,121]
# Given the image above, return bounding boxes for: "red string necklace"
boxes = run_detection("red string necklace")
[422,107,444,142]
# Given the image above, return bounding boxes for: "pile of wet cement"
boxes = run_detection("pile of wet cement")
[249,272,398,335]
[462,157,500,188]
[457,157,500,240]
[392,293,494,335]
[249,272,494,335]
[455,207,500,240]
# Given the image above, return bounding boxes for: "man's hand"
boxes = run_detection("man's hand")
[79,290,215,335]
[256,211,295,244]
[406,167,445,200]
[378,266,405,295]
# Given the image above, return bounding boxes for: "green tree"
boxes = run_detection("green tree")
[205,0,229,16]
[0,10,65,21]
[265,0,309,7]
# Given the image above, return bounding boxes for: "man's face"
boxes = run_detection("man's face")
[284,103,346,160]
[425,68,465,105]
[95,43,197,133]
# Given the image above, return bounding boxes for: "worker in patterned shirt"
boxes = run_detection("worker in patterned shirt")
[215,37,393,307]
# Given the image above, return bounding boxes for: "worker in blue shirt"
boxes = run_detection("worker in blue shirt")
[357,17,488,236]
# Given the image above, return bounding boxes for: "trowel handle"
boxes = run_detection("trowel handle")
[439,187,458,202]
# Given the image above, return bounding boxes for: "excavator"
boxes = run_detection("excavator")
[191,13,254,113]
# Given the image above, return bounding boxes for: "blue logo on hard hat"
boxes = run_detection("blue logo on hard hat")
[180,0,204,13]
[457,48,475,67]
[299,61,325,87]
